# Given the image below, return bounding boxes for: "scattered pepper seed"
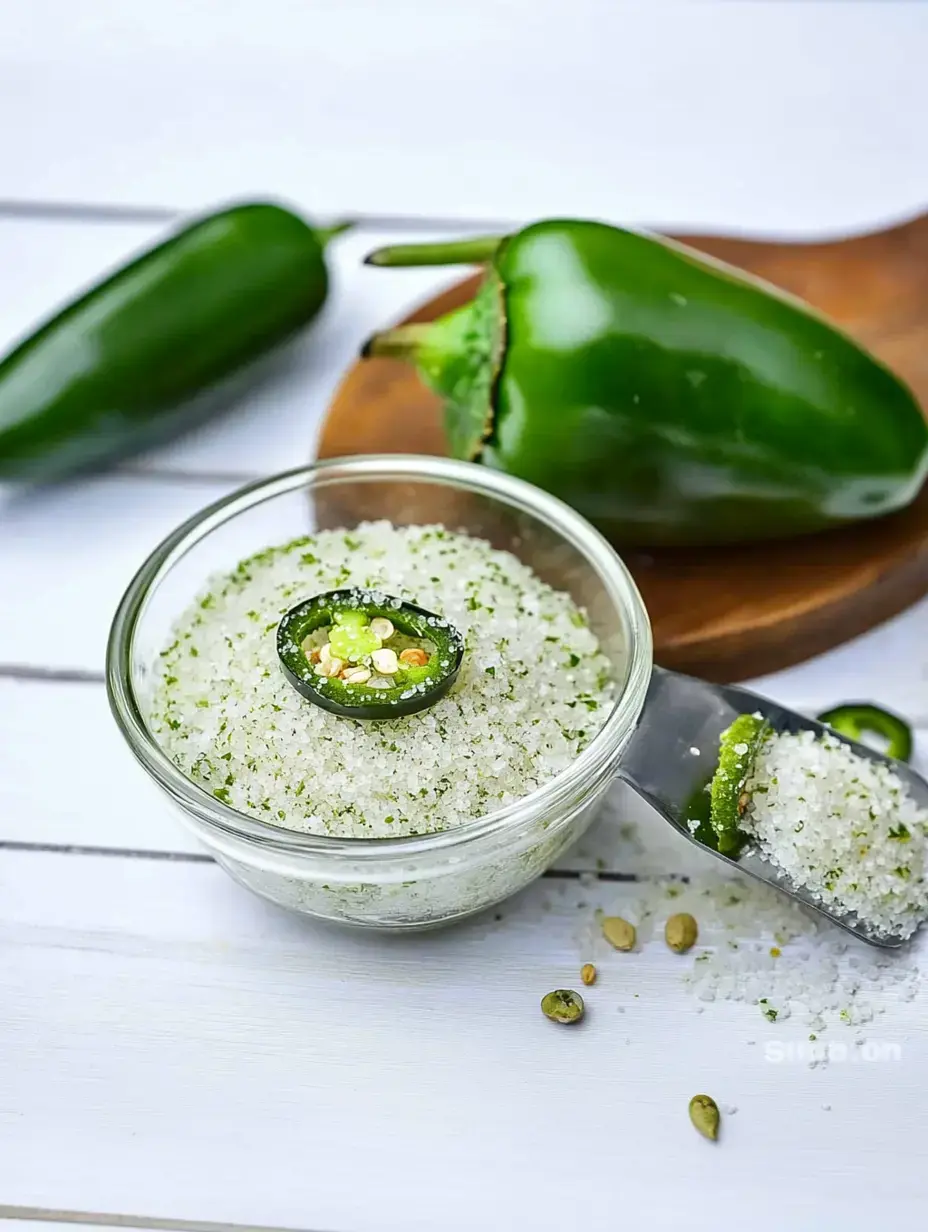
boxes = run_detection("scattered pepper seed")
[399,647,430,667]
[688,1094,720,1141]
[769,946,781,958]
[369,616,394,641]
[300,635,321,664]
[343,667,372,685]
[371,647,399,675]
[541,989,584,1024]
[665,912,699,953]
[315,656,345,678]
[580,963,597,986]
[602,916,636,951]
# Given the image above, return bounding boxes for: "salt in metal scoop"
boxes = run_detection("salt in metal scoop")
[617,666,926,949]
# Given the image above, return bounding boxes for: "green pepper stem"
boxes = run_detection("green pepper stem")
[361,325,435,361]
[361,276,502,462]
[364,235,504,268]
[315,220,355,247]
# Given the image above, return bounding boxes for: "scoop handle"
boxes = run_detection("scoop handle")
[616,666,738,824]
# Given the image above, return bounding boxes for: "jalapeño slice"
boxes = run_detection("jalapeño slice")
[277,588,464,719]
[817,702,913,763]
[709,713,771,855]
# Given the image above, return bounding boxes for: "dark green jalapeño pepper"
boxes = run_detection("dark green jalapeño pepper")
[0,201,347,480]
[817,702,913,763]
[363,221,928,546]
[278,588,464,719]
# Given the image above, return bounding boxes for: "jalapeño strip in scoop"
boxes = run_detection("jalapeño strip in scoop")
[277,588,464,719]
[709,713,771,855]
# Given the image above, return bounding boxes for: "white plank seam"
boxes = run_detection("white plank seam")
[115,465,265,487]
[0,840,658,883]
[0,199,516,234]
[0,665,105,685]
[0,842,214,864]
[0,1204,327,1232]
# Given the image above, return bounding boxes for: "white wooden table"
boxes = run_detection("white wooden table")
[2,4,928,1229]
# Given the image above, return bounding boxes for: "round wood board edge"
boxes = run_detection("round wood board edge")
[318,274,928,683]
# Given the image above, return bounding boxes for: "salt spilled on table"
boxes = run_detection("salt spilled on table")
[585,868,923,1055]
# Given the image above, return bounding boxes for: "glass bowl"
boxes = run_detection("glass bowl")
[107,455,652,929]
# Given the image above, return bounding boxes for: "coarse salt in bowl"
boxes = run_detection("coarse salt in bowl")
[107,455,652,929]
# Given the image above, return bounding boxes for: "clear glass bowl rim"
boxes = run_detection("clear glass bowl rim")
[107,454,653,862]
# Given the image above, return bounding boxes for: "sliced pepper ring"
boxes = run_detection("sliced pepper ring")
[277,588,464,720]
[709,713,771,855]
[817,702,913,763]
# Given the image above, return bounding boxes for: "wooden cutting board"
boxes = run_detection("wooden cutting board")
[318,213,928,683]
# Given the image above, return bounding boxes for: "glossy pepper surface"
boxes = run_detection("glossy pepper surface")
[817,702,913,763]
[277,588,464,720]
[364,221,928,546]
[0,201,343,479]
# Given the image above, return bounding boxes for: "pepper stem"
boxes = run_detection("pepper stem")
[364,235,504,268]
[315,220,355,247]
[362,274,503,461]
[361,325,435,361]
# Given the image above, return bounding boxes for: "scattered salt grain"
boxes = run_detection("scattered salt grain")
[625,873,923,1031]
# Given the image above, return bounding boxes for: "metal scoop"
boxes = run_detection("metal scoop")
[618,666,926,949]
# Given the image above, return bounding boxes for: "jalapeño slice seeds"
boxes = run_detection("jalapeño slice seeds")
[278,587,464,719]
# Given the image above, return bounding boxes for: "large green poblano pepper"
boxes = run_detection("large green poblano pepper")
[363,221,928,546]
